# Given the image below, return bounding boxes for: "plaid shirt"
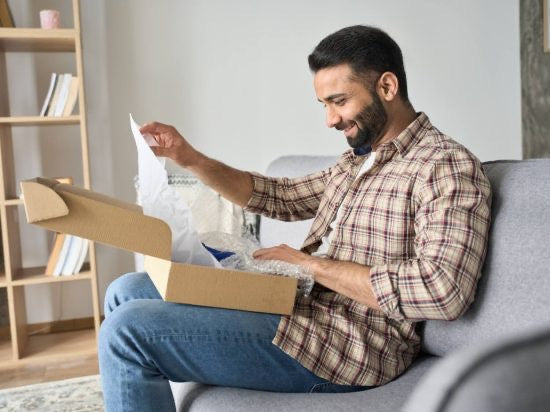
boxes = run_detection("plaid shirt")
[245,113,492,386]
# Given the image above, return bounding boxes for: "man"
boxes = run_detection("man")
[99,25,491,411]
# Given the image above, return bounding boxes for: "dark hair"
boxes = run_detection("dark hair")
[308,25,409,101]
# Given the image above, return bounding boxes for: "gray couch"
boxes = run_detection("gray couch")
[171,156,550,411]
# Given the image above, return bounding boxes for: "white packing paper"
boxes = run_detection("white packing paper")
[129,114,220,267]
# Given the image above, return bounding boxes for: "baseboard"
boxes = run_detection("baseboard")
[0,316,103,339]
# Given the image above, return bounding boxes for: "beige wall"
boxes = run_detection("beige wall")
[5,0,521,323]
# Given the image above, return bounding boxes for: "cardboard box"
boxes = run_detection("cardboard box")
[20,177,297,315]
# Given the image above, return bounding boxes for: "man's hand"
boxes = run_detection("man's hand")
[254,244,382,310]
[253,244,315,269]
[139,121,200,168]
[140,121,253,207]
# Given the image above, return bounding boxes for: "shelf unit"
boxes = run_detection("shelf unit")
[0,0,100,366]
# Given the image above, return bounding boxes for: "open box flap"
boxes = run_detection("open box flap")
[20,178,70,223]
[20,177,173,260]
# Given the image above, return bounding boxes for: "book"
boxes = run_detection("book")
[52,234,73,276]
[53,73,72,117]
[61,236,83,276]
[62,76,79,116]
[0,0,14,28]
[45,232,66,276]
[44,177,75,276]
[73,238,89,274]
[39,73,58,117]
[46,74,64,116]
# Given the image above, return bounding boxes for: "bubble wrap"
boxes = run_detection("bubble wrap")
[200,232,315,296]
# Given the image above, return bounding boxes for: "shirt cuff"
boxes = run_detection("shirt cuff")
[370,263,404,321]
[244,171,269,214]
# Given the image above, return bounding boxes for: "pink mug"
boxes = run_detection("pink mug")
[40,10,60,29]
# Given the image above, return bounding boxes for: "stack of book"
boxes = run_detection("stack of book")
[45,233,89,276]
[39,73,79,117]
[0,0,14,27]
[44,177,88,277]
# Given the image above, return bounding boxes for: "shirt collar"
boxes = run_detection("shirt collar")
[381,112,431,157]
[344,112,431,163]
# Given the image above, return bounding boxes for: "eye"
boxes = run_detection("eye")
[334,99,346,106]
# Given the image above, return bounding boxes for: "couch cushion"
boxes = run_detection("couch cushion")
[422,159,550,356]
[172,355,439,412]
[259,155,337,248]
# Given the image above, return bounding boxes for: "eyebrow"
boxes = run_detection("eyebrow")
[317,93,347,103]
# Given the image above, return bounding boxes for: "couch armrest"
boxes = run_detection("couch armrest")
[403,325,550,412]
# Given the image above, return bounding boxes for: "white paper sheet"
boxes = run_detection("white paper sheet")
[130,114,220,267]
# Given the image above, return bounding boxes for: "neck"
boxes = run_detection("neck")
[372,101,417,150]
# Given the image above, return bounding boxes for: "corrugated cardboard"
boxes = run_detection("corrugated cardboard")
[20,177,297,315]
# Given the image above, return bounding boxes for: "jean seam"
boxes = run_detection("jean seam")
[119,323,167,411]
[143,333,210,342]
[121,343,130,412]
[142,331,274,345]
[309,381,332,393]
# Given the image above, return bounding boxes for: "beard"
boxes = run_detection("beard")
[345,93,388,149]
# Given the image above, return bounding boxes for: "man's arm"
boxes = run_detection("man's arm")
[252,244,381,310]
[186,153,253,208]
[255,150,492,322]
[140,121,333,219]
[368,151,492,321]
[139,121,253,207]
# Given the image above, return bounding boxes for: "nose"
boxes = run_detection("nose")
[325,106,342,128]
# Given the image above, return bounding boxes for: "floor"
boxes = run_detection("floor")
[0,353,99,390]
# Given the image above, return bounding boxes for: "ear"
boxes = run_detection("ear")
[376,72,399,102]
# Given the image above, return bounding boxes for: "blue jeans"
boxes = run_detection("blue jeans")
[99,272,370,411]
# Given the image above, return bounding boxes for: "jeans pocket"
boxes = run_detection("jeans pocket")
[309,381,372,394]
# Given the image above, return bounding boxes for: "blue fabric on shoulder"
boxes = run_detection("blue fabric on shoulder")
[353,145,372,156]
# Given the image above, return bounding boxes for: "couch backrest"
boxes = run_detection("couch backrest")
[261,156,550,357]
[422,159,550,356]
[259,155,337,248]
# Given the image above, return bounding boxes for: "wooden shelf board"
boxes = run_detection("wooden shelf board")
[2,198,23,206]
[25,329,96,360]
[0,115,80,125]
[0,339,12,363]
[12,264,92,286]
[0,329,96,367]
[0,28,76,52]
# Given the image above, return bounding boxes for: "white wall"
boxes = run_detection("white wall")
[99,0,521,175]
[7,0,521,323]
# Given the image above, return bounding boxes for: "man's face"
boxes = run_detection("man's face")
[314,64,388,149]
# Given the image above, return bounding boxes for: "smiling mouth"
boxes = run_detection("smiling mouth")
[343,123,357,137]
